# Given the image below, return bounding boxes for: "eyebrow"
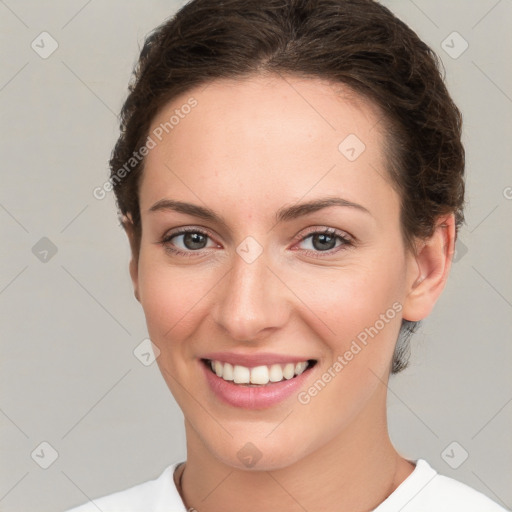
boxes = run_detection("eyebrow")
[148,196,371,226]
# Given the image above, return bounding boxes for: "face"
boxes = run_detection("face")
[129,74,422,470]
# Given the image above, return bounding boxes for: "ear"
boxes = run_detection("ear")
[122,214,141,303]
[402,214,456,322]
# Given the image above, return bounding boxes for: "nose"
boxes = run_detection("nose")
[211,245,290,342]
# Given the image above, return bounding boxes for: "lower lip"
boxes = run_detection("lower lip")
[201,360,314,409]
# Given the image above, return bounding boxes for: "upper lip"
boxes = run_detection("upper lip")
[201,352,316,368]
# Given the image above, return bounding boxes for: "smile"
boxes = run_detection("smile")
[201,357,318,409]
[205,359,314,386]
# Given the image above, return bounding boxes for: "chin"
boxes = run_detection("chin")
[202,427,314,472]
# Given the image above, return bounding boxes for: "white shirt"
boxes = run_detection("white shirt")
[65,459,507,512]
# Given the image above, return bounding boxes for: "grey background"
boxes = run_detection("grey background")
[0,1,511,511]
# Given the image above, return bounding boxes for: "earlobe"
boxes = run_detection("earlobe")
[402,214,456,322]
[122,214,141,303]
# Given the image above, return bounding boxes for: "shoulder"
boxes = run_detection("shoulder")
[423,470,507,511]
[63,463,185,512]
[376,459,508,512]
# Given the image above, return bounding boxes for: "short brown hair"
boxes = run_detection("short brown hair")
[110,0,465,373]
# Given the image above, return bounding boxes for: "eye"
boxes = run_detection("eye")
[294,228,353,256]
[159,226,353,258]
[160,227,219,256]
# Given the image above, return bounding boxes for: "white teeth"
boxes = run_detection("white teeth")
[295,361,307,375]
[283,363,295,380]
[223,362,234,381]
[233,365,250,384]
[214,360,223,377]
[250,365,269,385]
[269,364,283,382]
[208,359,311,385]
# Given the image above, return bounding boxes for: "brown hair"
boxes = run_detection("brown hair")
[110,0,465,373]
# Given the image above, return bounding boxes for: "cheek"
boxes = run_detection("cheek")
[136,253,215,346]
[283,253,406,350]
[288,257,405,434]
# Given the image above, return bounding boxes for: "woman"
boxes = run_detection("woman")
[66,0,506,510]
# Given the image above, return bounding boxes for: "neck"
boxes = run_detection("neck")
[177,385,414,512]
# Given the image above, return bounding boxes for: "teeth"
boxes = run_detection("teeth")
[233,365,250,384]
[295,361,307,375]
[214,360,223,377]
[282,363,295,380]
[208,359,311,385]
[269,364,283,382]
[250,365,269,384]
[223,362,234,381]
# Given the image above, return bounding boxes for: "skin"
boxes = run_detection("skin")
[124,73,455,512]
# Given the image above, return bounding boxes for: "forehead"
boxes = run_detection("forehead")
[148,73,384,149]
[140,73,395,218]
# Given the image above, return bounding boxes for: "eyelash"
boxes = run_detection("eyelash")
[160,226,354,259]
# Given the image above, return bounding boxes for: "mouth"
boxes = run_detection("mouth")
[199,352,319,409]
[201,358,317,386]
